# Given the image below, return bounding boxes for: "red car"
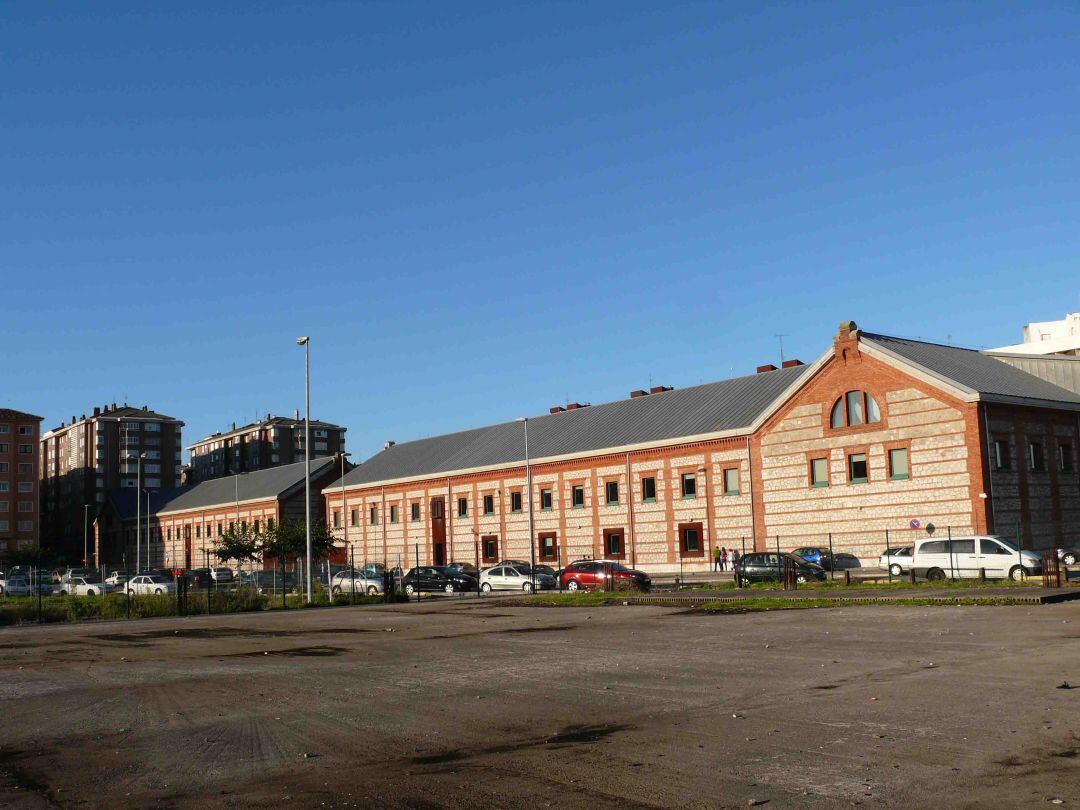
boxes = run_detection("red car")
[560,561,651,592]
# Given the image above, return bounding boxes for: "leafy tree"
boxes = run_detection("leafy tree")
[259,518,337,588]
[213,525,261,569]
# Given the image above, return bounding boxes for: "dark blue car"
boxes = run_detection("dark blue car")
[792,547,834,571]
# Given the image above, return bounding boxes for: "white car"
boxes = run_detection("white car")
[878,546,914,576]
[911,535,1042,582]
[331,570,383,596]
[125,574,176,595]
[0,576,32,597]
[105,571,129,587]
[479,565,556,593]
[59,577,109,596]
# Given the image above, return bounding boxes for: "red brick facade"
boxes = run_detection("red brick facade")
[0,409,44,559]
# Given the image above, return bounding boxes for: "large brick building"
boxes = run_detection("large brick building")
[324,323,1080,574]
[187,414,346,483]
[0,409,44,560]
[40,403,184,563]
[97,456,346,570]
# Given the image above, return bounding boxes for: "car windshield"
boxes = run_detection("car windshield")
[146,575,170,583]
[988,536,1019,552]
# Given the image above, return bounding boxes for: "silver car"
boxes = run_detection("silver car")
[480,565,556,593]
[0,576,32,597]
[331,569,383,596]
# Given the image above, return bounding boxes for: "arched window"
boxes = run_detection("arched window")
[830,391,881,429]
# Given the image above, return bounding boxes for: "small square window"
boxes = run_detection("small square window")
[604,530,624,558]
[848,453,868,483]
[722,468,740,496]
[641,476,656,502]
[1058,443,1074,474]
[605,481,619,505]
[483,494,495,515]
[350,508,359,527]
[571,485,584,508]
[390,505,399,523]
[510,491,523,513]
[679,522,703,556]
[411,502,420,521]
[481,535,498,563]
[1029,442,1046,472]
[457,497,468,518]
[540,488,552,510]
[538,533,557,562]
[369,506,378,525]
[993,439,1010,471]
[888,448,910,480]
[810,457,829,487]
[681,473,696,498]
[332,510,341,528]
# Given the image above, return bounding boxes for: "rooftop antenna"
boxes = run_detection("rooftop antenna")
[774,334,788,365]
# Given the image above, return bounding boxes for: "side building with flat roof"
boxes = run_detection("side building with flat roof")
[187,414,346,483]
[323,323,1080,575]
[0,409,44,560]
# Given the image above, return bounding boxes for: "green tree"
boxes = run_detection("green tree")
[259,518,337,590]
[213,525,260,568]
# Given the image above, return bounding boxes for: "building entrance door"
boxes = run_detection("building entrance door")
[184,537,192,570]
[431,498,446,566]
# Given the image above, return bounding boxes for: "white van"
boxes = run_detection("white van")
[911,535,1043,582]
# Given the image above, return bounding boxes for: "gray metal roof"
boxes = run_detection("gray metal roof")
[988,352,1080,396]
[861,333,1080,406]
[110,457,335,519]
[335,364,812,488]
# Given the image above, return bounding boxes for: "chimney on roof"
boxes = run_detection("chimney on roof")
[756,364,778,374]
[231,422,236,430]
[649,385,673,394]
[781,359,804,369]
[142,405,148,412]
[295,408,300,420]
[384,440,395,450]
[71,415,76,424]
[566,402,583,410]
[630,389,648,398]
[81,414,86,421]
[111,402,116,411]
[549,406,565,414]
[93,407,100,417]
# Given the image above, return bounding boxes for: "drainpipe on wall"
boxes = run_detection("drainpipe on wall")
[381,487,387,568]
[746,435,758,551]
[982,403,996,535]
[626,452,636,568]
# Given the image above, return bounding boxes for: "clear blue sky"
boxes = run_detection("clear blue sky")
[4,2,1078,463]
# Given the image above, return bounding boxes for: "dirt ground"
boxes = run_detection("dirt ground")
[0,598,1077,809]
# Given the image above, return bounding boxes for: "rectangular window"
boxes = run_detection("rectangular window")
[888,448,910,480]
[680,473,697,498]
[641,476,656,502]
[18,463,32,474]
[483,494,494,515]
[993,439,1010,471]
[0,463,7,472]
[510,491,522,513]
[390,505,399,523]
[369,506,378,525]
[411,502,420,521]
[18,425,33,436]
[332,510,340,528]
[810,457,829,487]
[17,502,33,513]
[848,453,868,483]
[17,521,32,532]
[604,529,624,559]
[540,488,552,510]
[1059,443,1075,473]
[18,444,32,454]
[350,508,359,527]
[571,485,585,508]
[1029,442,1046,472]
[722,468,740,496]
[17,482,32,493]
[481,535,498,563]
[605,481,619,505]
[679,522,703,556]
[0,501,7,512]
[457,497,468,518]
[538,532,557,562]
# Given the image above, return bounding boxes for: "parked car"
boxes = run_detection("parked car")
[911,535,1042,581]
[878,546,914,576]
[239,570,298,594]
[124,574,176,595]
[401,566,477,595]
[734,552,828,585]
[105,571,128,586]
[791,547,834,571]
[832,553,861,570]
[209,567,234,583]
[0,576,32,597]
[445,562,481,578]
[560,561,652,592]
[1055,547,1078,566]
[59,576,109,596]
[182,568,216,588]
[480,565,557,592]
[331,568,383,596]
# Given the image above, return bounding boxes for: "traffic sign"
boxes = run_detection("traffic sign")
[909,519,921,530]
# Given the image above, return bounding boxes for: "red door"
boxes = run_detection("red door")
[184,537,192,570]
[431,498,446,565]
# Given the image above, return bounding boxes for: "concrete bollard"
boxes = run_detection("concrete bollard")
[843,570,851,586]
[978,567,986,582]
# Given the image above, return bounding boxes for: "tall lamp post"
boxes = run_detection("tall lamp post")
[128,453,147,573]
[339,451,352,573]
[296,335,312,602]
[516,417,536,593]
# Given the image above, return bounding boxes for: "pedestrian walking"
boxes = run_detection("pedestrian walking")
[713,544,722,572]
[721,546,729,572]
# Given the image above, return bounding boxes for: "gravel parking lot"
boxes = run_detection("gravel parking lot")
[0,598,1077,808]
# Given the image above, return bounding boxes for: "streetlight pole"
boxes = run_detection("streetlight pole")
[83,504,90,567]
[129,453,146,573]
[296,336,312,602]
[517,417,536,593]
[340,451,351,577]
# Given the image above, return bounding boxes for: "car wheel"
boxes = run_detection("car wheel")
[523,582,534,593]
[444,583,455,594]
[88,589,97,596]
[481,582,492,593]
[1009,565,1027,582]
[154,588,163,595]
[404,584,415,596]
[566,579,580,591]
[796,574,808,584]
[332,585,342,595]
[927,568,946,582]
[889,564,903,577]
[1063,553,1077,565]
[367,585,379,596]
[60,590,68,596]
